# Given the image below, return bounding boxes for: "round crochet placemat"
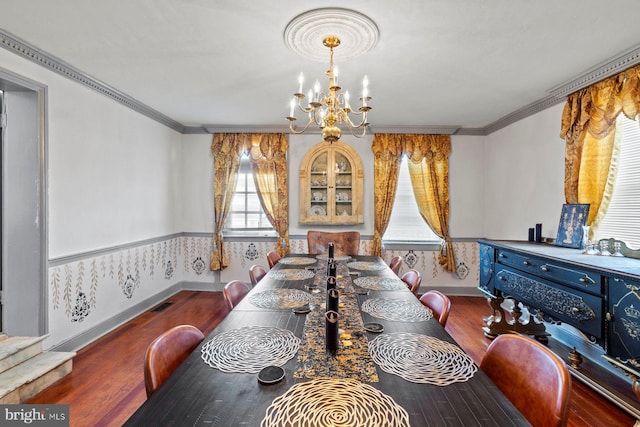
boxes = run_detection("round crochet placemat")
[368,332,477,385]
[353,276,406,291]
[346,261,386,271]
[269,269,316,281]
[249,289,312,309]
[278,257,318,266]
[361,298,433,322]
[201,326,300,373]
[261,378,410,427]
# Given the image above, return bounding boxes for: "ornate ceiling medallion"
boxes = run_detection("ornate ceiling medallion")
[284,8,379,62]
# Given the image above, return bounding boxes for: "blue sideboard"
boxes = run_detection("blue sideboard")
[478,239,640,418]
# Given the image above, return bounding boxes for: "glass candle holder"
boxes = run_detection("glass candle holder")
[599,240,611,256]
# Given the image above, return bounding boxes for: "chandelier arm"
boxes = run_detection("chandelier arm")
[343,112,368,129]
[345,123,369,138]
[288,116,316,135]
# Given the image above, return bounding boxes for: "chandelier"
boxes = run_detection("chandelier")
[286,36,371,143]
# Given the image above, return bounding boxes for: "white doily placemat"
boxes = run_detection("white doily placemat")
[269,269,316,280]
[261,378,410,427]
[201,326,300,373]
[347,261,386,271]
[279,257,318,266]
[368,332,477,385]
[249,289,311,309]
[361,298,433,322]
[354,276,406,291]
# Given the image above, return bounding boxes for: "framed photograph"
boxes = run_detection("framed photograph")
[555,204,590,248]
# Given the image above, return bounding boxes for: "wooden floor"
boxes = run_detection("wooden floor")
[28,291,636,427]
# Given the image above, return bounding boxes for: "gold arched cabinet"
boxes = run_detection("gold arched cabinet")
[300,141,363,224]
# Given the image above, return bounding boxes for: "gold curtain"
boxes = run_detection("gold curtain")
[371,134,404,256]
[560,63,640,225]
[371,133,456,271]
[210,133,249,270]
[249,133,290,256]
[405,134,456,272]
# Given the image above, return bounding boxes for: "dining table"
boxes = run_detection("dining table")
[124,255,530,426]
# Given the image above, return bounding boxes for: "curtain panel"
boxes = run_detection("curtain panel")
[372,134,456,272]
[560,64,640,226]
[210,133,289,271]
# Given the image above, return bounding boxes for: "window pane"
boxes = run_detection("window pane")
[224,155,274,232]
[384,157,442,242]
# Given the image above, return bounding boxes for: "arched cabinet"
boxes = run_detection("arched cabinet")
[299,141,364,224]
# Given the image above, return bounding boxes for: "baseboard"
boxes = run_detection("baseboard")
[420,286,484,297]
[47,282,216,353]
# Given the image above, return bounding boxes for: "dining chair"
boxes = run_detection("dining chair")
[144,324,205,397]
[480,334,571,427]
[306,230,360,256]
[401,269,422,296]
[419,290,451,327]
[388,256,403,275]
[222,280,251,310]
[266,251,281,268]
[249,264,267,286]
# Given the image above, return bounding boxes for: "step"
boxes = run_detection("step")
[0,351,75,404]
[0,336,46,375]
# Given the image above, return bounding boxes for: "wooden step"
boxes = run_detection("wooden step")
[0,336,46,374]
[0,351,75,404]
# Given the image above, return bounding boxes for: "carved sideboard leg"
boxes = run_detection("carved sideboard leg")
[482,295,550,341]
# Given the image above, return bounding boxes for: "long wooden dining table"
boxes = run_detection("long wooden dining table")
[124,255,530,426]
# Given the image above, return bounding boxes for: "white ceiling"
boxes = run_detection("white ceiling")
[1,0,640,133]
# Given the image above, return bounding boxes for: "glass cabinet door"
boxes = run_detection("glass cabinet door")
[300,141,363,224]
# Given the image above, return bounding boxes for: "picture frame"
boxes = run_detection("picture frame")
[555,203,590,248]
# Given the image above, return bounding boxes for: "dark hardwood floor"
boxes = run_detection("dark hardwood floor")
[28,292,636,427]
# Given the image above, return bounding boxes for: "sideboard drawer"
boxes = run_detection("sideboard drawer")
[497,248,602,294]
[536,262,602,294]
[496,266,604,339]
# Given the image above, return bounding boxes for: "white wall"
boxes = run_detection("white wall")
[484,104,567,240]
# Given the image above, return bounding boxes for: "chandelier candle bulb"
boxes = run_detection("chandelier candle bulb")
[298,72,304,94]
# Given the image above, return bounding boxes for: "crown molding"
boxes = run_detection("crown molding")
[2,26,639,137]
[0,28,185,133]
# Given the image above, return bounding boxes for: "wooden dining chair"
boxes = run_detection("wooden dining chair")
[144,324,205,397]
[266,251,281,268]
[306,230,360,256]
[480,334,571,427]
[388,256,403,275]
[223,280,251,310]
[401,269,422,296]
[419,290,451,327]
[249,264,267,286]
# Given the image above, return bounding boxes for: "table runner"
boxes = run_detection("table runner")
[293,262,378,382]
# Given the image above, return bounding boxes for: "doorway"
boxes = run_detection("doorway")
[0,70,47,337]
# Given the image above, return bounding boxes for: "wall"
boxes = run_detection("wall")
[0,48,187,350]
[484,104,566,240]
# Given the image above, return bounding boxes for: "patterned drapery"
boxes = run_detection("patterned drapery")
[371,134,403,256]
[560,64,640,226]
[210,133,289,271]
[372,134,456,272]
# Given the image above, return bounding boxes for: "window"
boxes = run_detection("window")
[593,114,640,248]
[224,155,274,232]
[383,156,442,243]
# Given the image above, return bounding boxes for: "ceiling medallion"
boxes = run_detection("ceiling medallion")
[284,8,379,62]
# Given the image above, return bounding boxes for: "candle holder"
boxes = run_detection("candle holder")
[325,310,339,353]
